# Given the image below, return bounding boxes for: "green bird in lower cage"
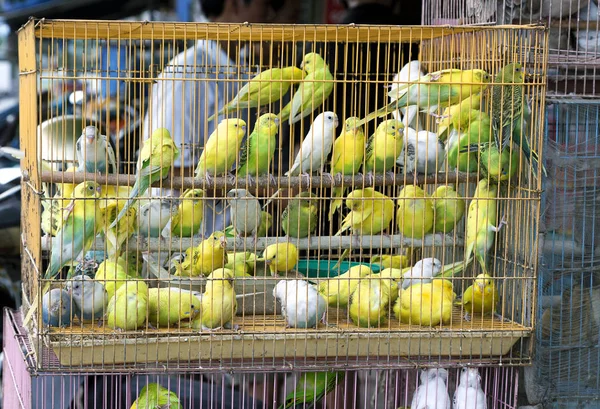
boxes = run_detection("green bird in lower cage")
[130,383,181,409]
[279,371,345,409]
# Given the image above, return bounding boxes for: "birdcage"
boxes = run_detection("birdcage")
[424,0,600,97]
[18,19,547,371]
[524,100,600,409]
[5,309,519,409]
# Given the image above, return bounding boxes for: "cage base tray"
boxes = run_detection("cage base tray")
[39,309,530,367]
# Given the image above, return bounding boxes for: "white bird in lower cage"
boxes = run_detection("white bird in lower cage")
[264,112,338,207]
[396,127,445,175]
[411,368,452,409]
[227,189,262,239]
[401,257,442,290]
[273,280,327,328]
[65,275,108,321]
[390,61,426,130]
[453,368,487,409]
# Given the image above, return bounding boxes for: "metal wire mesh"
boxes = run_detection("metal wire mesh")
[5,309,518,409]
[18,20,546,371]
[529,100,600,407]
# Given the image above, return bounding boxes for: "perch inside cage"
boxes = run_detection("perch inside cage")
[18,20,546,370]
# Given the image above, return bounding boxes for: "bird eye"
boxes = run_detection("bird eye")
[327,115,332,120]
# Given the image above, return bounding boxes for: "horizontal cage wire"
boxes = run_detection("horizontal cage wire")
[526,99,600,408]
[423,0,600,97]
[18,20,546,371]
[5,309,518,409]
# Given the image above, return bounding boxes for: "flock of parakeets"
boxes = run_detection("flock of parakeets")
[126,366,487,409]
[39,52,540,332]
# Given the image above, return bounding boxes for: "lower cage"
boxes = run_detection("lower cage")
[5,309,518,409]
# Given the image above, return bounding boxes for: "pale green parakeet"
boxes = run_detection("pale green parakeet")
[279,371,345,409]
[236,113,279,178]
[282,192,318,238]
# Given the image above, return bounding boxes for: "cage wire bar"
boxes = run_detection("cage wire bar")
[18,20,547,371]
[422,0,600,97]
[4,310,520,409]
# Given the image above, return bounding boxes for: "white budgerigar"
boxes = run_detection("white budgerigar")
[273,279,327,328]
[401,257,442,290]
[227,189,262,239]
[396,127,445,175]
[75,125,117,174]
[66,274,108,321]
[390,61,426,130]
[411,368,452,409]
[265,112,338,206]
[138,200,175,238]
[453,368,487,409]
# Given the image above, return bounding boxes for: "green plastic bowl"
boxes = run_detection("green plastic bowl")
[295,259,382,279]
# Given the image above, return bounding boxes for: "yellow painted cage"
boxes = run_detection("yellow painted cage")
[17,19,547,371]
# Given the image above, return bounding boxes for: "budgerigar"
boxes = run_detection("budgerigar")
[329,117,366,219]
[273,279,327,328]
[401,257,442,290]
[279,372,345,409]
[335,188,395,236]
[348,274,392,328]
[453,368,487,409]
[66,275,108,321]
[284,52,334,125]
[432,185,466,233]
[103,201,137,259]
[106,280,149,330]
[436,93,483,140]
[174,232,227,277]
[491,63,545,177]
[258,243,299,276]
[208,66,304,122]
[390,60,426,130]
[75,125,117,174]
[198,268,237,330]
[456,273,500,321]
[147,287,201,327]
[396,127,444,175]
[318,265,372,308]
[236,113,280,179]
[161,188,205,239]
[396,185,435,239]
[226,188,262,239]
[194,118,247,179]
[130,383,182,409]
[411,369,451,409]
[358,69,491,126]
[281,192,318,238]
[138,199,174,238]
[95,259,129,300]
[110,128,179,229]
[362,119,404,174]
[446,109,491,173]
[394,279,456,326]
[42,288,72,327]
[45,181,103,280]
[265,112,338,205]
[464,179,505,275]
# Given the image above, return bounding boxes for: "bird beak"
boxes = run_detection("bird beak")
[241,125,247,133]
[219,236,227,248]
[477,282,485,291]
[264,259,273,265]
[334,118,339,127]
[96,185,102,194]
[274,117,280,126]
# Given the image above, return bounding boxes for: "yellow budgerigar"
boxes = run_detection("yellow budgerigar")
[258,243,299,276]
[174,231,227,277]
[95,259,130,300]
[161,188,205,239]
[195,118,247,179]
[196,268,237,330]
[370,254,410,270]
[464,179,506,275]
[436,93,483,140]
[335,188,395,236]
[362,119,404,175]
[394,279,456,326]
[348,274,392,328]
[102,201,137,259]
[431,185,466,233]
[456,273,500,321]
[318,265,372,308]
[396,185,435,239]
[106,280,149,330]
[147,287,201,328]
[329,117,366,220]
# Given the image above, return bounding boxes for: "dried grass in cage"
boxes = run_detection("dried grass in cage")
[17,19,546,371]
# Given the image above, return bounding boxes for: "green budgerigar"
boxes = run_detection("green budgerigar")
[446,109,491,173]
[207,66,305,122]
[431,185,466,233]
[236,113,279,178]
[282,192,318,238]
[110,128,179,229]
[491,63,545,177]
[329,117,366,220]
[130,383,181,409]
[45,181,103,280]
[282,52,334,124]
[279,371,345,409]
